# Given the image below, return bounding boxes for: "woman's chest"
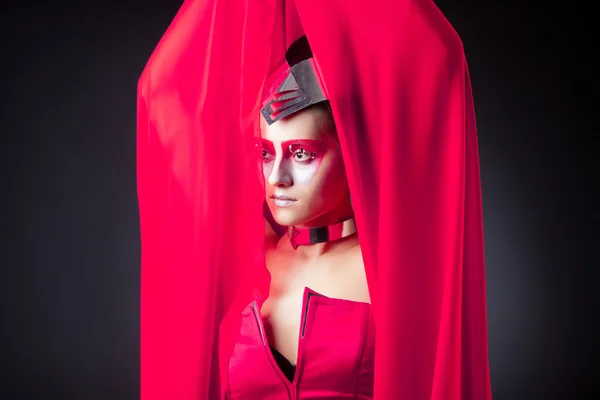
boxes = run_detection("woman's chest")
[261,256,370,364]
[265,247,370,306]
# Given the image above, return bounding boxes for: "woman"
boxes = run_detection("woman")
[138,0,492,399]
[224,38,374,398]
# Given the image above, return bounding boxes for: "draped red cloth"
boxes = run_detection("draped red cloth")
[137,0,492,399]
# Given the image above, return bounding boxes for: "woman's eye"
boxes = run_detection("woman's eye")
[292,148,315,162]
[262,149,274,161]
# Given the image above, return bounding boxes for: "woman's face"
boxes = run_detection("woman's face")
[260,107,350,228]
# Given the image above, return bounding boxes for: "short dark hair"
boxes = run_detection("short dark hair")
[308,101,337,137]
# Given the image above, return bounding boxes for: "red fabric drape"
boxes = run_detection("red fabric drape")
[138,0,492,399]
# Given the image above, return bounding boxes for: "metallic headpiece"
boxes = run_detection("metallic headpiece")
[260,36,329,125]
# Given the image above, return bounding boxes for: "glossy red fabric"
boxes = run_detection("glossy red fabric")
[137,0,492,399]
[227,287,375,399]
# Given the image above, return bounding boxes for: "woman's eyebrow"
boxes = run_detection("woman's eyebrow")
[261,139,275,152]
[281,139,326,152]
[280,139,323,147]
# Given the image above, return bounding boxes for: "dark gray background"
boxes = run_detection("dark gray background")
[1,1,595,399]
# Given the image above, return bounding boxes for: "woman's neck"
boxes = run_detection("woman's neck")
[293,197,354,230]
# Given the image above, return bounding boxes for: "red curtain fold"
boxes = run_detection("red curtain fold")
[138,0,492,399]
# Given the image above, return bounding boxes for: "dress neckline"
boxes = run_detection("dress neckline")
[248,287,372,388]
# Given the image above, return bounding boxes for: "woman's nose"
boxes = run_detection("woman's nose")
[267,159,293,187]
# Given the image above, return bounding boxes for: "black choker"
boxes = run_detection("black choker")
[287,217,355,250]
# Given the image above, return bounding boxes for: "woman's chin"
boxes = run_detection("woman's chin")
[271,208,305,228]
[272,216,300,228]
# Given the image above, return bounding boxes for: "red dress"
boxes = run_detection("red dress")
[225,288,375,400]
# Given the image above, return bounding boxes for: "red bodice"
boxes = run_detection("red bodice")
[224,287,375,400]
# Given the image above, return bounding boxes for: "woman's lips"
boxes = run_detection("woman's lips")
[271,194,297,207]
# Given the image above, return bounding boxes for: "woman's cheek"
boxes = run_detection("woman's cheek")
[262,162,273,181]
[290,162,320,185]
